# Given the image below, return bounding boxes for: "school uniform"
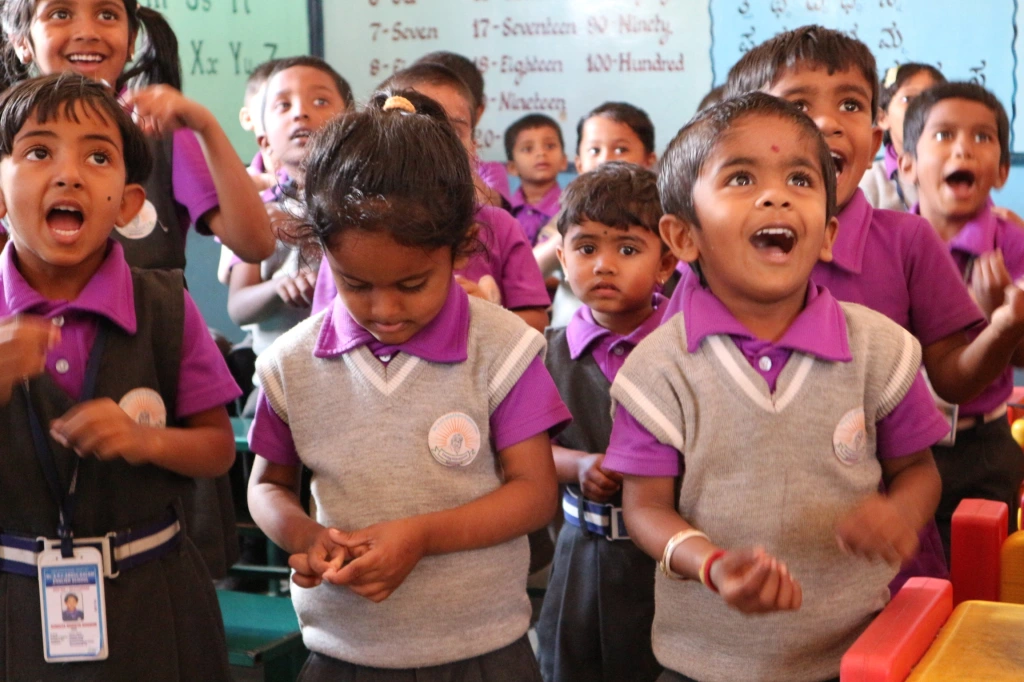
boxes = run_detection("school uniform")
[536,296,666,682]
[510,184,561,246]
[910,202,1024,553]
[859,144,918,212]
[249,282,570,680]
[310,206,551,315]
[0,241,240,681]
[606,274,949,682]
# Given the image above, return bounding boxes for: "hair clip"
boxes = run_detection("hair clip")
[883,65,900,89]
[382,96,416,114]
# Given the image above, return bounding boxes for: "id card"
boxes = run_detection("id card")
[37,545,108,662]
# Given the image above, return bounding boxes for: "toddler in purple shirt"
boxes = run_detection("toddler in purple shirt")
[0,74,238,681]
[607,93,946,682]
[504,113,567,245]
[723,24,1024,590]
[535,163,676,682]
[248,91,568,682]
[901,82,1024,553]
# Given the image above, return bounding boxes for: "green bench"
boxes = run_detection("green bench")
[217,589,306,682]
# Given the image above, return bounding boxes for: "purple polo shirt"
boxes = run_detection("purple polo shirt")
[170,128,221,235]
[249,151,266,175]
[915,202,1024,416]
[566,293,668,384]
[605,274,949,478]
[310,206,550,315]
[0,241,240,416]
[250,280,570,465]
[809,189,984,346]
[477,160,512,203]
[509,184,561,245]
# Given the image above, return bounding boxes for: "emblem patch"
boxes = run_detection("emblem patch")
[429,412,481,467]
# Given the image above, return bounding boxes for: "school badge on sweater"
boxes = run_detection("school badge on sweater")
[118,388,167,428]
[833,408,867,465]
[429,413,481,467]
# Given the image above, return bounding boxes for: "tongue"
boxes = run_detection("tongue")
[751,234,794,254]
[48,211,82,233]
[946,180,974,200]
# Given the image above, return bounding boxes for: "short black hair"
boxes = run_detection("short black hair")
[415,51,485,113]
[725,25,880,123]
[245,59,282,102]
[903,81,1011,167]
[504,114,563,161]
[557,162,664,243]
[263,56,353,110]
[380,63,477,127]
[293,88,476,260]
[659,92,837,227]
[576,102,655,154]
[0,73,152,185]
[879,63,945,146]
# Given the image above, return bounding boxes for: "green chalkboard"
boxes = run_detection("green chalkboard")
[139,0,314,159]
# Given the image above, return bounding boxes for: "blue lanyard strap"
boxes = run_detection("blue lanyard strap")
[21,323,109,558]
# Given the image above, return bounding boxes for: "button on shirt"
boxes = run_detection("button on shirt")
[509,184,562,246]
[250,280,571,465]
[565,293,668,384]
[0,240,241,414]
[606,273,950,478]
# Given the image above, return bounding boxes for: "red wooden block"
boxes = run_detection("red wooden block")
[950,499,1007,605]
[840,578,953,682]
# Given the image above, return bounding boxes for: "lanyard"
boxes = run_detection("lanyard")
[22,323,109,558]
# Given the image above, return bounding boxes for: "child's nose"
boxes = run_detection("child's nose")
[756,186,792,208]
[812,111,842,138]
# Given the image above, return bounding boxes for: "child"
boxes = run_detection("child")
[505,113,567,245]
[416,50,511,206]
[535,162,675,682]
[535,102,658,326]
[901,82,1024,551]
[722,24,1024,589]
[309,64,551,334]
[247,92,569,681]
[227,57,350,414]
[606,92,947,682]
[0,74,238,680]
[1,0,274,269]
[859,63,946,211]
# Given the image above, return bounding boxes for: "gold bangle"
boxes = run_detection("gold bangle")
[660,529,709,580]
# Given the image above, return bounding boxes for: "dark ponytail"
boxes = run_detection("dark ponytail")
[120,6,181,91]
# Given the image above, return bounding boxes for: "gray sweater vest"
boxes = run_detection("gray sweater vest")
[611,302,921,682]
[257,296,547,668]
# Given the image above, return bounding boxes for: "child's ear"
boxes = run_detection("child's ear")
[115,184,147,227]
[870,125,884,159]
[506,161,519,178]
[996,162,1010,191]
[659,214,700,263]
[11,36,31,65]
[0,185,8,221]
[656,245,678,285]
[644,152,658,170]
[239,106,253,133]
[557,152,568,173]
[454,224,480,270]
[555,239,567,272]
[574,156,585,174]
[898,152,918,186]
[818,216,840,263]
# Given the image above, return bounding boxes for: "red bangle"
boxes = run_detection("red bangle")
[700,550,726,593]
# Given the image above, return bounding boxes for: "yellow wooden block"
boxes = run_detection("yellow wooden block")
[1001,531,1024,604]
[908,601,1024,680]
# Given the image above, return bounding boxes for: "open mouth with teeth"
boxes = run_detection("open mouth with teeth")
[830,151,846,177]
[47,206,84,237]
[67,54,105,66]
[289,128,312,143]
[750,226,796,255]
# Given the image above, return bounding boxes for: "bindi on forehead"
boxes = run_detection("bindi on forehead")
[771,144,780,153]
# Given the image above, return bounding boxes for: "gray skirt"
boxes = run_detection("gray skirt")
[297,635,540,682]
